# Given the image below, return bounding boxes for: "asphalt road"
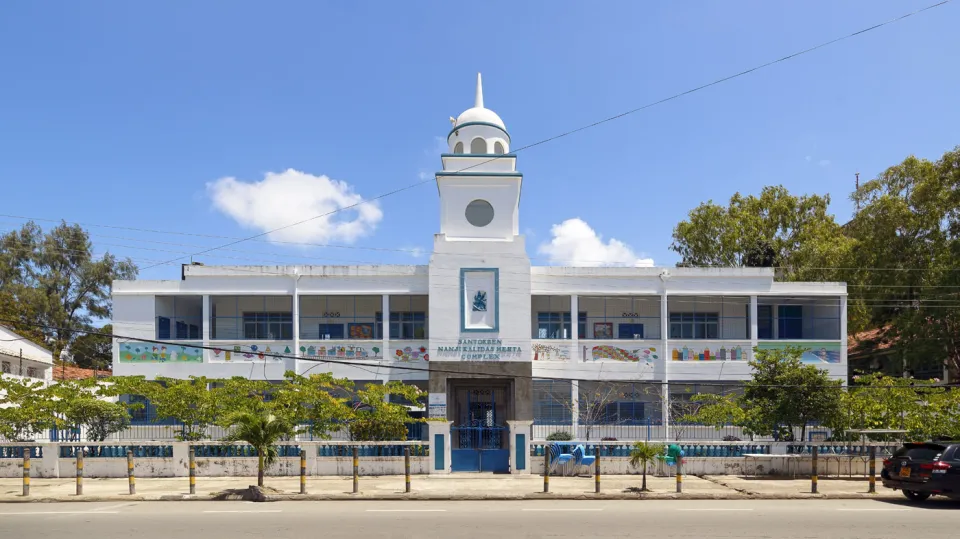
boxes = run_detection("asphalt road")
[1,499,959,538]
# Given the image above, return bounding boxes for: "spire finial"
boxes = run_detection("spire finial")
[475,72,484,108]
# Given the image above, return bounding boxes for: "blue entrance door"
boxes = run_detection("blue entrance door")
[451,388,510,473]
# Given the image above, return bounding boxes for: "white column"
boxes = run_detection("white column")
[201,294,210,342]
[570,379,580,438]
[660,290,670,440]
[750,295,758,349]
[507,420,533,474]
[381,294,390,360]
[427,421,453,474]
[570,294,579,341]
[840,295,848,384]
[292,281,300,373]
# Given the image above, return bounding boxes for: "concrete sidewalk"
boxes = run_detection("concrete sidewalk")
[0,474,899,502]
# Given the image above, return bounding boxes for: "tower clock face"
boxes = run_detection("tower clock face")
[465,199,495,227]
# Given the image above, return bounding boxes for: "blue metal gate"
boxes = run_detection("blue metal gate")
[451,388,510,473]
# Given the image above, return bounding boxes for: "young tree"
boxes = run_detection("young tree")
[628,442,665,492]
[347,381,424,442]
[224,411,297,487]
[0,377,60,441]
[272,371,353,438]
[107,376,220,441]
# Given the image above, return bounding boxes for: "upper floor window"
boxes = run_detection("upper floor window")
[376,311,427,339]
[470,137,486,154]
[670,312,719,339]
[494,141,505,154]
[758,305,773,339]
[453,141,464,154]
[778,305,803,339]
[242,312,293,340]
[536,312,586,340]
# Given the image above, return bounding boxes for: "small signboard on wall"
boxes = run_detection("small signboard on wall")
[428,393,447,419]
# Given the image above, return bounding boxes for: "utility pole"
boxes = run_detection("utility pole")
[19,349,23,376]
[855,172,860,213]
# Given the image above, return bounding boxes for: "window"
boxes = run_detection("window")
[536,312,586,339]
[175,321,200,339]
[242,312,293,340]
[669,312,719,339]
[465,199,494,227]
[470,137,486,154]
[494,141,505,154]
[317,323,344,339]
[778,305,803,339]
[618,323,644,339]
[757,305,773,339]
[157,316,171,340]
[27,367,39,378]
[1,361,10,374]
[453,141,463,154]
[602,402,645,425]
[377,312,427,339]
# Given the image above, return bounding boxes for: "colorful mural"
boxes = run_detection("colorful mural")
[671,344,748,361]
[120,342,202,363]
[532,343,571,361]
[393,345,428,362]
[583,344,658,363]
[298,343,383,360]
[209,343,290,362]
[756,342,842,364]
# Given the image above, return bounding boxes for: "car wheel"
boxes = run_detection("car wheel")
[903,490,931,502]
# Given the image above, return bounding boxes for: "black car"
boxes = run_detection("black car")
[881,442,960,502]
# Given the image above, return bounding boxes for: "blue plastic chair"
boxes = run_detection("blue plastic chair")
[549,443,574,475]
[573,444,595,475]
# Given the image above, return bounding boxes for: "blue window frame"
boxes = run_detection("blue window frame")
[602,402,645,425]
[618,323,644,339]
[669,313,719,339]
[536,312,586,339]
[174,321,200,340]
[317,323,344,339]
[778,305,803,339]
[757,305,773,339]
[376,312,427,339]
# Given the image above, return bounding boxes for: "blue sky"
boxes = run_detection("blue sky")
[1,1,957,279]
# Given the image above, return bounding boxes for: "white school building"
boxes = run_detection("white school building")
[112,74,847,473]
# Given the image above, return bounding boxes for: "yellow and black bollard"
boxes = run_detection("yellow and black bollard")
[76,449,84,496]
[868,446,876,494]
[811,446,818,494]
[189,447,196,495]
[676,456,683,494]
[543,449,550,493]
[352,447,359,494]
[594,446,601,494]
[404,447,411,493]
[127,450,136,495]
[300,449,307,495]
[22,450,30,497]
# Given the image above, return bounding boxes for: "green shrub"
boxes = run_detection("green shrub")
[546,431,573,441]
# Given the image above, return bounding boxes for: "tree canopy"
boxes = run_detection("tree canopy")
[0,221,137,360]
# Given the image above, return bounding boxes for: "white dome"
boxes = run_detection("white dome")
[456,106,506,131]
[453,73,507,132]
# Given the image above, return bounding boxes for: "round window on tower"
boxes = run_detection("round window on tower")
[465,199,495,227]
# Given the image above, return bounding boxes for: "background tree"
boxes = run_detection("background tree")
[68,324,113,371]
[347,381,424,442]
[846,147,960,379]
[628,442,665,492]
[670,186,852,282]
[0,221,137,358]
[107,376,220,441]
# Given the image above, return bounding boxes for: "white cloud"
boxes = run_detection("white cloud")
[207,169,383,244]
[537,218,654,267]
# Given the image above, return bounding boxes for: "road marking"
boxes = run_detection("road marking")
[836,508,911,512]
[0,511,119,516]
[678,508,754,512]
[90,502,138,513]
[366,509,447,512]
[521,508,603,512]
[202,510,283,514]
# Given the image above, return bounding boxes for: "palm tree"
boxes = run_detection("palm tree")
[629,442,665,492]
[225,411,295,487]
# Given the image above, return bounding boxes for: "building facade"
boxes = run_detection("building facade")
[112,75,847,472]
[0,325,53,385]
